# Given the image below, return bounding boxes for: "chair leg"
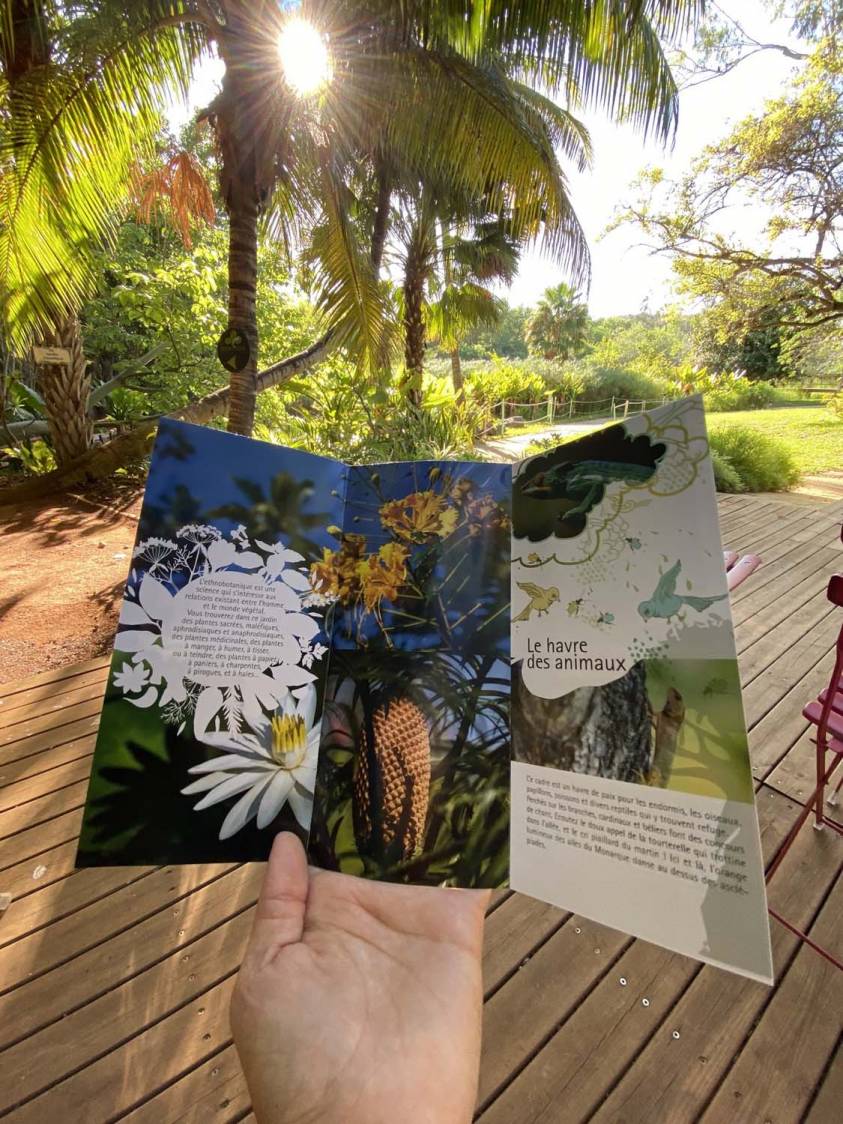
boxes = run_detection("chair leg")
[766,753,843,884]
[813,741,825,830]
[829,769,843,807]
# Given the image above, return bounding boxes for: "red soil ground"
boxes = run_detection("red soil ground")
[0,483,143,685]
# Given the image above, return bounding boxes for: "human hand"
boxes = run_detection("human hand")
[231,832,491,1124]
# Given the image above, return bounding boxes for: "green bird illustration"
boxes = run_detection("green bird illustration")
[519,460,655,521]
[637,561,726,622]
[514,581,560,622]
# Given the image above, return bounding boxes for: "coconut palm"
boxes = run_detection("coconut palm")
[525,282,590,361]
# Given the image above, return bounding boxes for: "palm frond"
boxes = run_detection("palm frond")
[132,150,216,248]
[426,281,502,350]
[0,1,208,347]
[304,154,397,373]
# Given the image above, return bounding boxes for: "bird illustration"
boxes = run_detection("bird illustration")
[514,581,560,622]
[638,561,726,622]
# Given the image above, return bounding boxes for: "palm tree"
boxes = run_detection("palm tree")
[0,1,204,465]
[526,282,590,361]
[421,219,520,398]
[1,0,703,463]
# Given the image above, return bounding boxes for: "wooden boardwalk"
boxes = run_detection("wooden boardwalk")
[1,493,841,1123]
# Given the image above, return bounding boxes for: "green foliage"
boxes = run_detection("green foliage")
[465,359,549,406]
[562,358,670,403]
[828,393,843,421]
[0,438,56,475]
[614,47,843,346]
[675,369,788,411]
[694,317,786,381]
[0,1,204,347]
[709,448,746,494]
[707,426,800,493]
[256,363,492,463]
[458,304,530,358]
[586,309,694,382]
[703,380,786,412]
[81,221,316,420]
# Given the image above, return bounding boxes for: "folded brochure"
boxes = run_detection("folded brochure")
[76,396,773,983]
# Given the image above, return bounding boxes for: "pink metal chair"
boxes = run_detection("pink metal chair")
[798,573,843,831]
[725,544,843,973]
[763,561,843,973]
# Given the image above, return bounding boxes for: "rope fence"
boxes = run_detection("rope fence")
[491,393,678,434]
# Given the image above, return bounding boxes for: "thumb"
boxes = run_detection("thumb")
[246,831,309,965]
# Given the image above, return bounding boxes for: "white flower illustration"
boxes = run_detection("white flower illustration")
[257,540,310,589]
[114,526,327,741]
[132,537,178,565]
[113,661,149,694]
[177,523,222,544]
[183,685,320,838]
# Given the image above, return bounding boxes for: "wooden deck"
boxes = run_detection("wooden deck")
[1,493,841,1123]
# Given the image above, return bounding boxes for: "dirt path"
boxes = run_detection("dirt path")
[0,484,143,685]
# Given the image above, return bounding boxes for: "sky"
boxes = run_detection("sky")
[169,1,807,319]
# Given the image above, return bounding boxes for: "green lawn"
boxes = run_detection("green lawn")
[707,405,843,476]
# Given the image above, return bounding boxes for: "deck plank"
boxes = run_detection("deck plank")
[476,786,800,1123]
[578,798,842,1124]
[805,1040,843,1123]
[699,873,842,1124]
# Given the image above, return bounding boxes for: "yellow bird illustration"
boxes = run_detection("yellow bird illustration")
[514,581,560,622]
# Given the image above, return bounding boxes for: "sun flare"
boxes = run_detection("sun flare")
[277,19,331,97]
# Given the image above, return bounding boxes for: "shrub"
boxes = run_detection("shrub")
[560,358,670,405]
[827,393,843,421]
[465,358,548,406]
[703,380,787,412]
[258,360,493,463]
[707,425,800,492]
[672,368,788,412]
[710,448,746,493]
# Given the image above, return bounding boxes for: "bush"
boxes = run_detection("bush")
[560,358,670,405]
[707,425,800,492]
[257,360,493,463]
[465,358,548,406]
[710,448,746,493]
[672,368,788,412]
[827,393,843,421]
[703,380,787,412]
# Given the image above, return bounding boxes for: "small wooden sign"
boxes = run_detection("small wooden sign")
[33,346,71,365]
[216,327,250,373]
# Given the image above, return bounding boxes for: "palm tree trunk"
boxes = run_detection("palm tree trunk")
[371,163,391,277]
[450,348,464,398]
[39,315,93,467]
[225,186,259,436]
[216,3,269,439]
[403,238,426,408]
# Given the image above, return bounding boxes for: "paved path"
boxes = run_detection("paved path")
[479,419,604,461]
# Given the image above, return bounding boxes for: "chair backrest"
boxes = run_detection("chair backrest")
[812,575,843,744]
